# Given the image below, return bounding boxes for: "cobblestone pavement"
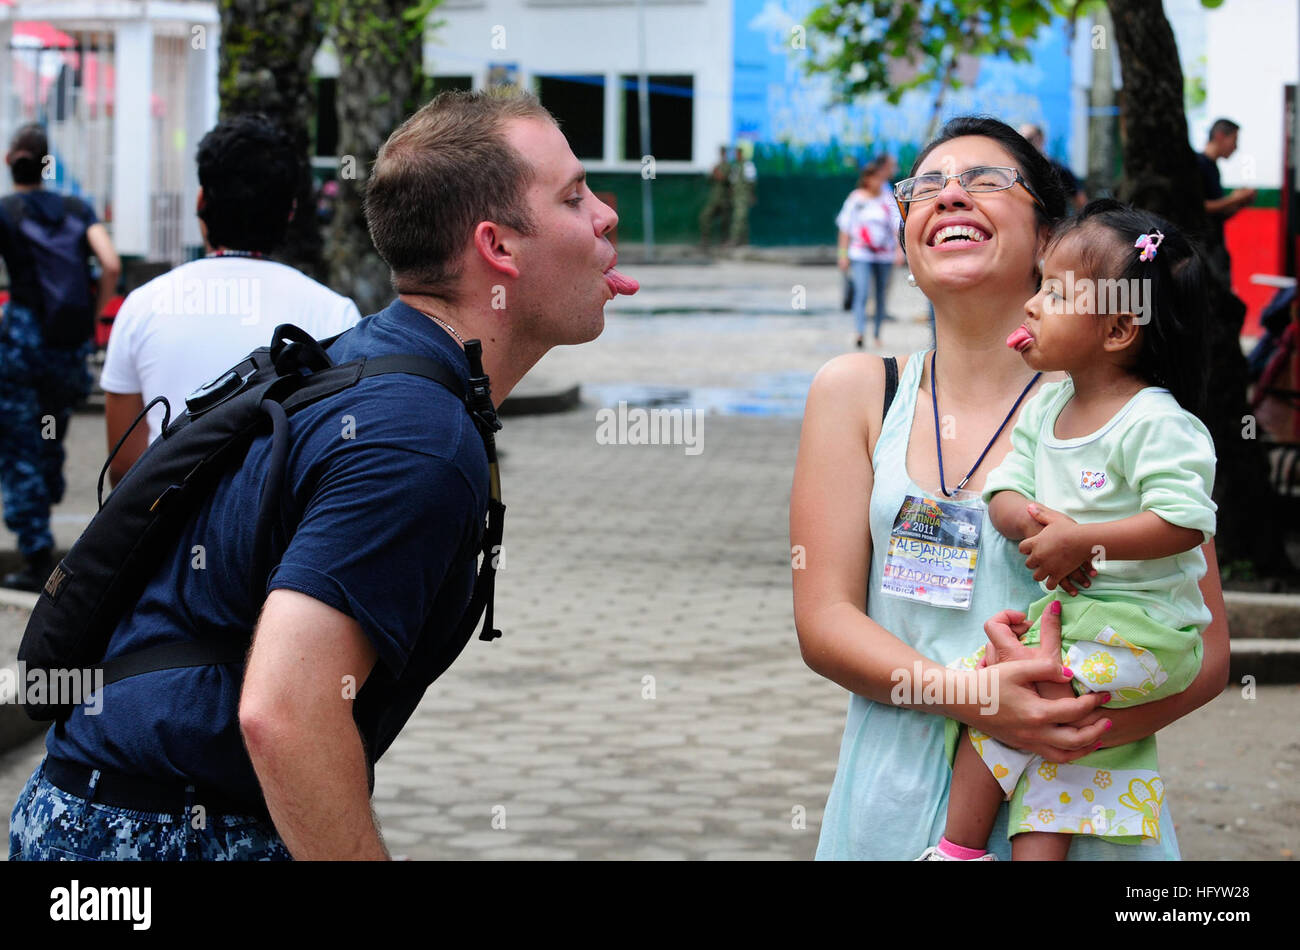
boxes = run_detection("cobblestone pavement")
[0,261,1296,860]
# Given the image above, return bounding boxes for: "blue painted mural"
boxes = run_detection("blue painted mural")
[733,0,1079,176]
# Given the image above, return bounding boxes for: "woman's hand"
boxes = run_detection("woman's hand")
[975,608,1031,668]
[969,601,1112,762]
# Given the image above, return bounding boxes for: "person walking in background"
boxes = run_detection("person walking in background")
[1197,118,1256,283]
[836,156,903,348]
[728,146,758,246]
[698,145,733,247]
[99,114,360,487]
[1019,123,1085,213]
[0,123,120,591]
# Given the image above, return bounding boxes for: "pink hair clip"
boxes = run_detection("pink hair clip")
[1134,230,1165,262]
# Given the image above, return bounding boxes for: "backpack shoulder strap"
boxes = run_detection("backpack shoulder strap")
[100,348,506,692]
[882,356,899,420]
[360,354,466,399]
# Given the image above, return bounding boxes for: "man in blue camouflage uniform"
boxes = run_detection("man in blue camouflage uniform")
[0,123,119,590]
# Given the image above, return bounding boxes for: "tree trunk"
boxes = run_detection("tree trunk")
[325,1,427,316]
[1086,5,1116,197]
[1107,0,1292,575]
[216,0,325,281]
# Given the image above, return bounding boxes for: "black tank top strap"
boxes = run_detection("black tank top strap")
[882,356,899,421]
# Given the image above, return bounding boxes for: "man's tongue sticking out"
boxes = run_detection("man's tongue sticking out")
[605,268,640,295]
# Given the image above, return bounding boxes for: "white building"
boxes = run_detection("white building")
[0,0,220,263]
[421,0,733,173]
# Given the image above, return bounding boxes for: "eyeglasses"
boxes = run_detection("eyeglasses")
[893,165,1046,220]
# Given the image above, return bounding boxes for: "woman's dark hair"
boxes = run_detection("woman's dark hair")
[196,114,300,253]
[1047,198,1210,415]
[898,116,1067,251]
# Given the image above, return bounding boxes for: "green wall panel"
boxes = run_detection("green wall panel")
[585,172,856,246]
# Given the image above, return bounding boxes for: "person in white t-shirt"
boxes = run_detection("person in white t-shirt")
[836,156,904,348]
[101,115,360,485]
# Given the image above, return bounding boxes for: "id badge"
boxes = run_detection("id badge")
[880,490,984,610]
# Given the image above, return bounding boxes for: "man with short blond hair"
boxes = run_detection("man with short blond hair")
[10,88,638,861]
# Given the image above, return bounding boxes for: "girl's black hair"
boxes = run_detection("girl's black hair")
[898,116,1067,251]
[1047,198,1210,415]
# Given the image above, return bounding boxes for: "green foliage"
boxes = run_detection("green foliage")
[326,0,443,70]
[803,0,1225,107]
[803,0,1064,106]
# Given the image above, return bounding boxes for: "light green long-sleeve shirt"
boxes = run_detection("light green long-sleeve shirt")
[982,380,1217,631]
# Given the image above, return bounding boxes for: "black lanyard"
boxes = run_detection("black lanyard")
[931,350,1041,497]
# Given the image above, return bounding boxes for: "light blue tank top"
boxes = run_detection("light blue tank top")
[813,351,1181,860]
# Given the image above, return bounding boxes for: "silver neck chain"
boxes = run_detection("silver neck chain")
[426,312,466,347]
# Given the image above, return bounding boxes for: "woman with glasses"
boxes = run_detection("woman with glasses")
[791,117,1229,860]
[836,157,904,349]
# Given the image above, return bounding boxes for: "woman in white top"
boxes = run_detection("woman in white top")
[836,157,904,348]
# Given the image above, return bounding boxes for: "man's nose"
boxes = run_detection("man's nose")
[595,197,618,236]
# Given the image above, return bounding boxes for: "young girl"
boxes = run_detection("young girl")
[919,200,1217,861]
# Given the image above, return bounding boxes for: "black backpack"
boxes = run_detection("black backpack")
[0,192,97,348]
[16,324,505,721]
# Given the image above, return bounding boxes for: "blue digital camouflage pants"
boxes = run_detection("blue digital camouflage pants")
[9,758,292,861]
[0,301,92,557]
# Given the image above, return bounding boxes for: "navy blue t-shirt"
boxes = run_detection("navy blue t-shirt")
[0,190,97,312]
[47,300,490,809]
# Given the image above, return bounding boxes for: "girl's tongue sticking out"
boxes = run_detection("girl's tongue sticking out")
[1006,325,1034,352]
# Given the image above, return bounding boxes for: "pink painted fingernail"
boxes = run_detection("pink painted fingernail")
[1104,720,1113,731]
[1049,600,1062,616]
[1099,692,1112,703]
[1094,742,1104,750]
[1061,667,1073,678]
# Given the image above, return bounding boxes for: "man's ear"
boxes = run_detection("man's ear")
[472,220,521,280]
[195,186,205,215]
[1102,311,1140,354]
